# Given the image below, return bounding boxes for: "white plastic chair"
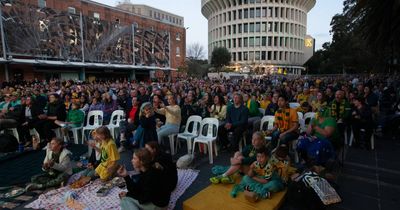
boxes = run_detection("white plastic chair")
[301,112,316,132]
[192,118,219,164]
[349,128,375,150]
[82,110,103,142]
[289,102,301,109]
[260,116,275,141]
[106,110,125,139]
[176,115,202,154]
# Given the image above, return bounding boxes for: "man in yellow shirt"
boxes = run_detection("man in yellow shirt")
[270,95,299,148]
[296,87,310,105]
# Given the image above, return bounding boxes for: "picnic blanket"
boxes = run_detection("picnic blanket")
[25,169,199,210]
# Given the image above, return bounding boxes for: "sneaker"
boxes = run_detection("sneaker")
[25,183,43,191]
[118,146,126,153]
[220,175,234,184]
[210,175,222,184]
[265,191,271,199]
[244,190,260,202]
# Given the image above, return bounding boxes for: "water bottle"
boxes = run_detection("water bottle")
[18,143,24,153]
[80,155,88,167]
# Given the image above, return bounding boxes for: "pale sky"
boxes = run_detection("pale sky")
[95,0,343,52]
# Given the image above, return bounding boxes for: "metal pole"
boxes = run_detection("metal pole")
[0,5,10,81]
[168,31,171,68]
[132,24,135,65]
[0,5,6,60]
[79,12,85,63]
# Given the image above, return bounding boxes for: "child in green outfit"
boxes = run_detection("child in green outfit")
[210,131,266,184]
[231,145,290,202]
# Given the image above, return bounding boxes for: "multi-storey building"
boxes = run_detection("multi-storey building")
[0,0,186,82]
[202,0,315,75]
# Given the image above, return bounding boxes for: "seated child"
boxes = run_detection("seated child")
[230,145,290,202]
[89,126,120,181]
[210,132,266,184]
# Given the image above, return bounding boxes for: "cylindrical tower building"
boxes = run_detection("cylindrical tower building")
[202,0,316,75]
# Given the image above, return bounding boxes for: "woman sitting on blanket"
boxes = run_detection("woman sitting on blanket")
[230,145,290,202]
[210,131,266,184]
[117,148,170,210]
[88,126,120,181]
[26,137,72,191]
[145,141,178,192]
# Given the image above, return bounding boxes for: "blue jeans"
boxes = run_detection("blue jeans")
[157,123,180,144]
[271,130,299,148]
[231,174,284,198]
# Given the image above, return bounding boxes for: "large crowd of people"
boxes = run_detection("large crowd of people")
[1,74,400,208]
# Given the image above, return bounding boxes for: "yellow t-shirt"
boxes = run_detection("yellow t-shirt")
[274,108,298,132]
[95,139,120,180]
[252,161,274,180]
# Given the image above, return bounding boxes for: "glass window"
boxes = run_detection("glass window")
[93,12,100,20]
[239,10,243,19]
[255,23,261,32]
[250,8,255,18]
[249,52,254,61]
[244,9,249,18]
[233,11,237,20]
[233,25,236,34]
[261,51,266,60]
[268,7,273,17]
[268,22,272,32]
[249,37,254,47]
[268,37,272,46]
[262,22,267,32]
[262,7,267,17]
[176,47,180,56]
[244,52,248,61]
[256,8,261,17]
[238,52,242,61]
[249,23,254,32]
[268,51,272,60]
[238,38,242,47]
[68,7,76,14]
[38,0,46,8]
[244,23,248,33]
[262,37,267,46]
[255,51,260,60]
[244,37,248,47]
[238,24,242,33]
[255,37,260,46]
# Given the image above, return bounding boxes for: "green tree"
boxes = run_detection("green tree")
[210,47,231,72]
[350,0,400,72]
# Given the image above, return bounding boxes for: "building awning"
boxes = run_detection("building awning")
[5,58,177,71]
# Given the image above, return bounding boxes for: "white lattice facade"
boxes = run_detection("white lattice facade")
[202,0,316,75]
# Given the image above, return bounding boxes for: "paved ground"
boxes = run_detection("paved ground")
[1,135,399,210]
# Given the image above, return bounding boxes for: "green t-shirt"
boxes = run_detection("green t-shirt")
[312,117,340,148]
